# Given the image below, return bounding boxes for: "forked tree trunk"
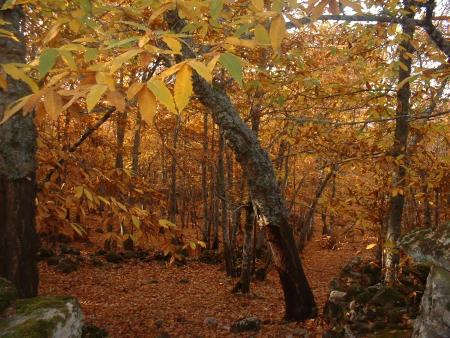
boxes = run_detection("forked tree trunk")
[0,3,39,297]
[385,0,415,285]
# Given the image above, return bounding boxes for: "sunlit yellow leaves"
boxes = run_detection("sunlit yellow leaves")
[162,36,182,54]
[366,243,377,250]
[137,87,157,124]
[43,90,64,120]
[269,15,286,52]
[147,79,176,113]
[86,84,108,112]
[159,62,185,80]
[188,60,212,83]
[2,64,39,92]
[127,82,145,100]
[174,64,193,112]
[106,91,126,112]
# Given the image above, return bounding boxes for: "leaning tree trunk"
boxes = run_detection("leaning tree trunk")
[385,0,415,285]
[166,13,316,320]
[0,3,39,297]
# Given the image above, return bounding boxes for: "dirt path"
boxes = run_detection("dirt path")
[39,232,374,337]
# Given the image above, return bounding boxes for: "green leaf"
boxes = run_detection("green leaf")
[39,48,59,79]
[219,52,243,86]
[84,48,98,62]
[105,37,139,49]
[210,0,224,19]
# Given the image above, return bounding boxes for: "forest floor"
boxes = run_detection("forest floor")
[39,230,375,337]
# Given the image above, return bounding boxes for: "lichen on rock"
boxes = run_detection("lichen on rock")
[0,296,83,338]
[400,223,450,271]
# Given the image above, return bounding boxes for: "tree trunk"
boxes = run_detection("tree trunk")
[218,129,233,275]
[115,110,127,169]
[385,0,415,285]
[131,111,141,175]
[0,3,39,297]
[234,202,255,293]
[167,11,316,321]
[168,115,180,223]
[201,111,210,247]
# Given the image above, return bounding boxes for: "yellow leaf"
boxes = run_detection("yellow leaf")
[340,0,362,13]
[158,62,186,80]
[310,0,328,20]
[207,54,220,73]
[329,0,340,14]
[0,95,33,124]
[255,24,270,45]
[43,90,63,119]
[2,63,39,93]
[96,72,116,91]
[106,91,126,112]
[269,15,286,52]
[251,0,264,11]
[86,84,108,112]
[188,60,212,83]
[0,68,7,90]
[110,49,142,73]
[162,36,182,54]
[174,64,193,112]
[225,36,256,49]
[127,82,145,100]
[137,87,157,124]
[147,79,176,113]
[366,243,377,250]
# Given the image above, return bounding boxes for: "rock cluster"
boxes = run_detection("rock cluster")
[323,257,428,337]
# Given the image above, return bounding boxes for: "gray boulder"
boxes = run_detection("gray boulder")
[401,224,450,338]
[0,296,84,338]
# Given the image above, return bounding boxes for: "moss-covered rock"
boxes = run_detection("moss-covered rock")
[0,296,83,338]
[0,278,18,313]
